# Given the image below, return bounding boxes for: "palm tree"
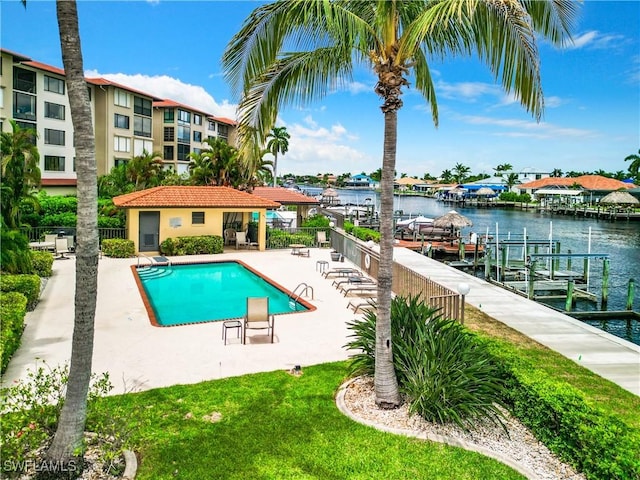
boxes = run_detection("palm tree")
[223,0,577,408]
[625,149,640,182]
[493,163,513,176]
[266,126,290,187]
[505,173,519,192]
[453,163,471,183]
[0,120,41,228]
[126,149,164,190]
[188,150,215,186]
[46,0,100,468]
[440,169,454,184]
[551,168,563,178]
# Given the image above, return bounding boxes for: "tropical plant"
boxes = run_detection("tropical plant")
[551,168,563,178]
[453,163,471,183]
[493,163,513,176]
[98,164,133,197]
[0,120,41,228]
[266,126,290,187]
[45,0,101,470]
[346,295,508,429]
[440,169,454,184]
[199,137,242,187]
[0,225,32,274]
[126,149,164,190]
[188,150,215,186]
[504,173,520,192]
[625,149,640,182]
[223,0,577,408]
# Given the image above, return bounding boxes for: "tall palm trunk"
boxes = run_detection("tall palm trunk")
[375,107,401,408]
[46,0,99,469]
[272,152,278,187]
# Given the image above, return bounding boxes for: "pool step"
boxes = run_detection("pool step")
[137,266,173,280]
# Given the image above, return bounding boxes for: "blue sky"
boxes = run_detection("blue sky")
[2,1,639,178]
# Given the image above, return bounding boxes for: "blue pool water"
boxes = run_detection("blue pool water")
[136,261,308,327]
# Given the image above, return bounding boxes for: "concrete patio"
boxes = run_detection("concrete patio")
[3,247,638,397]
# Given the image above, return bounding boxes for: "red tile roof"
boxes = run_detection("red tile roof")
[86,77,164,100]
[113,186,280,209]
[520,175,636,191]
[153,99,211,116]
[23,60,65,76]
[252,187,319,205]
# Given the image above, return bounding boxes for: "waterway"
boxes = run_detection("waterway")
[302,187,640,344]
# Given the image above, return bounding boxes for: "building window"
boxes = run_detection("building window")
[13,67,35,93]
[115,158,129,167]
[177,109,190,124]
[134,96,152,117]
[15,121,37,144]
[44,75,65,94]
[44,128,65,146]
[193,131,202,142]
[164,108,175,123]
[163,145,174,161]
[193,114,202,125]
[44,155,65,171]
[192,212,205,224]
[164,127,175,142]
[218,124,229,138]
[208,120,215,131]
[177,125,190,143]
[44,102,65,120]
[114,89,131,107]
[114,136,131,152]
[134,139,153,156]
[134,115,152,137]
[114,113,130,129]
[177,143,190,161]
[13,92,36,120]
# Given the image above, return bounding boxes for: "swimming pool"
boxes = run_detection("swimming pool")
[133,260,312,327]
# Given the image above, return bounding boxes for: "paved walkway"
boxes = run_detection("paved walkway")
[393,248,640,396]
[3,247,638,397]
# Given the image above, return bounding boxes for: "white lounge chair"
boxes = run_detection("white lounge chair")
[55,238,70,259]
[235,231,250,249]
[316,231,330,248]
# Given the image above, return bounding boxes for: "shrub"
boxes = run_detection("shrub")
[0,291,27,373]
[344,221,380,242]
[478,337,640,480]
[39,212,77,227]
[29,250,53,277]
[266,230,314,249]
[345,295,508,429]
[101,239,135,258]
[159,235,223,255]
[301,214,330,228]
[0,362,114,477]
[499,191,532,203]
[0,274,41,311]
[0,229,32,274]
[97,215,125,228]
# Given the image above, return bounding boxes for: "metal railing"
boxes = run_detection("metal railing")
[331,229,462,322]
[20,226,126,244]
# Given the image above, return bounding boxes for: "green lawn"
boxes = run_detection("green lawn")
[93,362,525,480]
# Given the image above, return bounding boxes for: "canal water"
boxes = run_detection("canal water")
[303,187,640,344]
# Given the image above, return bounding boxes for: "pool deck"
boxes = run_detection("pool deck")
[3,247,639,397]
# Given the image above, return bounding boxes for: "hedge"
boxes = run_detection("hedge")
[101,239,135,258]
[479,337,640,480]
[0,292,27,373]
[266,230,315,249]
[30,250,54,277]
[160,235,223,256]
[344,222,380,243]
[0,274,41,311]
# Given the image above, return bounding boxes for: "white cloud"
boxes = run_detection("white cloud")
[272,117,373,175]
[566,30,627,50]
[437,81,501,101]
[457,114,596,139]
[84,70,238,119]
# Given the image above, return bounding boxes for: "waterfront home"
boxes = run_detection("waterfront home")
[518,175,637,205]
[394,177,424,191]
[344,174,379,189]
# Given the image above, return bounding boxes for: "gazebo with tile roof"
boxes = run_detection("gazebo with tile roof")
[113,186,280,253]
